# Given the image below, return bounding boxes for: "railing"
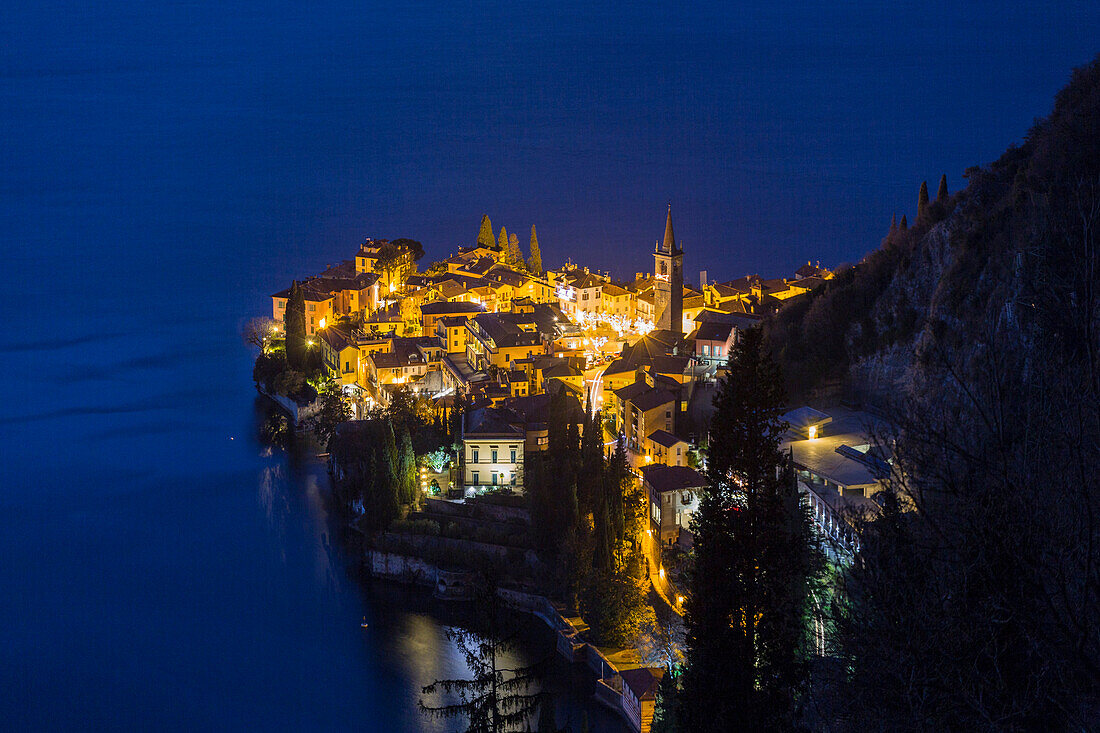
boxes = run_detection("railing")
[800,481,860,558]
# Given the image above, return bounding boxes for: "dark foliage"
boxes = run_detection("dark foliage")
[284,280,307,371]
[680,328,823,732]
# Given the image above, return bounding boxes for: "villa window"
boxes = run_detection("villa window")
[510,449,516,463]
[309,304,315,312]
[472,449,479,463]
[491,449,498,463]
[491,473,498,485]
[472,471,479,485]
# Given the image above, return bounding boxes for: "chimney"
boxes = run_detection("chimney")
[699,270,707,289]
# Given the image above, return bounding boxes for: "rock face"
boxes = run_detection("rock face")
[770,55,1100,411]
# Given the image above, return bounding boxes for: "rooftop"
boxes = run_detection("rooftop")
[641,464,707,493]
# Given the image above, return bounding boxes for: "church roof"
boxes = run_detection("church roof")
[658,204,680,255]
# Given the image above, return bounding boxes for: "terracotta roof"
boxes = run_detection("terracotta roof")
[621,667,664,702]
[647,429,686,448]
[641,464,707,493]
[694,321,734,342]
[464,407,524,437]
[421,301,486,315]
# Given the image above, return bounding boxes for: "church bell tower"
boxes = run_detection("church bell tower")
[654,204,684,333]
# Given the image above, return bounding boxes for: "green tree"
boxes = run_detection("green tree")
[420,573,543,731]
[477,214,495,250]
[397,423,418,505]
[311,379,350,449]
[527,226,543,275]
[507,232,524,269]
[284,280,307,370]
[917,180,930,221]
[935,173,948,203]
[497,226,509,255]
[651,666,681,733]
[252,351,286,393]
[579,569,655,648]
[680,328,823,732]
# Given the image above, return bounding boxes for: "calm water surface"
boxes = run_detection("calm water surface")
[2,1,1098,729]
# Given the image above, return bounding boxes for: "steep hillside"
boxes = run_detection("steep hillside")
[767,53,1100,407]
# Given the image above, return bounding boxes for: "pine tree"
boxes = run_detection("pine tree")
[498,226,509,254]
[917,180,930,221]
[936,173,948,203]
[420,572,543,731]
[900,214,908,230]
[889,212,898,235]
[679,328,823,732]
[527,225,543,275]
[477,214,495,250]
[284,280,307,371]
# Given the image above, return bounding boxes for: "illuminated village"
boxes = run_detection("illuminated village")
[269,208,828,442]
[259,208,887,554]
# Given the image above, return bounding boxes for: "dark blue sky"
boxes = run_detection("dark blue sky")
[3,1,1100,305]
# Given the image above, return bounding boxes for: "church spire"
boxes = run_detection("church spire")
[661,203,677,254]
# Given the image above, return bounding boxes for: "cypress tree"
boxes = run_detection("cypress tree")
[508,232,523,269]
[477,214,494,250]
[528,225,543,275]
[936,173,948,203]
[498,226,509,254]
[917,180,930,221]
[284,280,307,371]
[889,212,898,235]
[592,493,613,572]
[579,395,602,515]
[679,328,823,732]
[398,424,418,505]
[372,422,401,529]
[900,214,908,230]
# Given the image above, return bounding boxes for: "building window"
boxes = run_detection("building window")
[702,344,710,356]
[309,304,315,312]
[472,471,479,485]
[510,449,516,463]
[472,449,479,463]
[491,449,498,463]
[491,473,498,485]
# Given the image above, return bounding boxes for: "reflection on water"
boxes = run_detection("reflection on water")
[251,404,626,731]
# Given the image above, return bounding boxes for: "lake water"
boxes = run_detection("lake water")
[1,1,1098,729]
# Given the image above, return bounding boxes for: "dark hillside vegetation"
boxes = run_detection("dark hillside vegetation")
[778,56,1100,730]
